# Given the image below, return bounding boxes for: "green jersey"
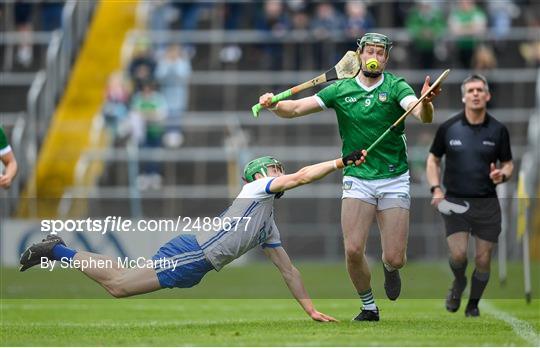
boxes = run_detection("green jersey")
[316,72,416,179]
[0,127,11,156]
[448,6,486,50]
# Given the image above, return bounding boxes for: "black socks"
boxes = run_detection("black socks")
[467,269,490,308]
[449,258,467,286]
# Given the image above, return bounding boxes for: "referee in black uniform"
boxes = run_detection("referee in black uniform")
[426,74,514,317]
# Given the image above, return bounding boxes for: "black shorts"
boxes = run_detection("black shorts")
[439,197,501,243]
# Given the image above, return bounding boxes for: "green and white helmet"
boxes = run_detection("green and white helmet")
[243,156,284,183]
[357,32,393,56]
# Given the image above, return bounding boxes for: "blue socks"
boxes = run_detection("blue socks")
[52,244,77,261]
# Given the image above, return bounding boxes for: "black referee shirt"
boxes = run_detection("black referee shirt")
[429,111,512,198]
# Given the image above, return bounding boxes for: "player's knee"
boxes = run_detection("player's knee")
[345,245,364,261]
[450,252,467,265]
[385,254,406,269]
[475,253,491,270]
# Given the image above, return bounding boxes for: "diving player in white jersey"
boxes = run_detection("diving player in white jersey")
[19,150,366,322]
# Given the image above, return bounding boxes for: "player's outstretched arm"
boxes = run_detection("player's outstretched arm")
[258,94,322,119]
[410,75,442,124]
[263,246,337,322]
[0,151,18,189]
[269,150,366,193]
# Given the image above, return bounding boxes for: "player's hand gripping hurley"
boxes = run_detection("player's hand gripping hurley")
[251,51,361,117]
[366,69,450,154]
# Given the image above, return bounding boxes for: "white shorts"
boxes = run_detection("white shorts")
[342,171,411,211]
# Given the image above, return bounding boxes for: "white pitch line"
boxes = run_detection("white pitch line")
[483,301,540,346]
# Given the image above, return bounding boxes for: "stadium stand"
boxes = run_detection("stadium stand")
[1,1,67,215]
[3,1,539,262]
[14,1,136,218]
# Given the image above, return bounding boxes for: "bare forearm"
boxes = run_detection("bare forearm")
[426,155,445,205]
[282,268,315,315]
[272,100,302,118]
[270,149,364,193]
[297,159,343,185]
[260,94,322,118]
[0,155,18,188]
[419,102,434,123]
[4,160,17,180]
[501,162,514,180]
[426,158,441,187]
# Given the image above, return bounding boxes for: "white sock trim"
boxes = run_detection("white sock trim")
[384,262,396,272]
[362,304,377,311]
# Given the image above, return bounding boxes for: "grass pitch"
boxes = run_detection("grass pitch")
[2,299,538,346]
[1,262,539,346]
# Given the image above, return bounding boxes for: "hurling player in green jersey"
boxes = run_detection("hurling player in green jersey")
[0,126,17,189]
[258,33,442,321]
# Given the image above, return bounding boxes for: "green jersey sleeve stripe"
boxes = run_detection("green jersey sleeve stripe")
[313,95,328,110]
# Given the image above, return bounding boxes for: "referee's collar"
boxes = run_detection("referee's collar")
[460,110,491,127]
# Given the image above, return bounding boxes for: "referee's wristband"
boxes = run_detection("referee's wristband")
[430,185,441,194]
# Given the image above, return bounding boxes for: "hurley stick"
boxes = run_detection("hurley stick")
[366,69,450,154]
[252,51,360,117]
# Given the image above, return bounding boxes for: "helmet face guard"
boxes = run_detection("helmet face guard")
[357,32,393,56]
[243,156,284,183]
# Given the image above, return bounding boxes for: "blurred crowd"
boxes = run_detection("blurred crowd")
[104,0,538,189]
[5,0,537,70]
[141,0,539,70]
[6,0,537,189]
[103,38,192,190]
[3,0,65,67]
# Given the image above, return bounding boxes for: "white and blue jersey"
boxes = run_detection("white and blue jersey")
[196,176,282,271]
[152,177,282,288]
